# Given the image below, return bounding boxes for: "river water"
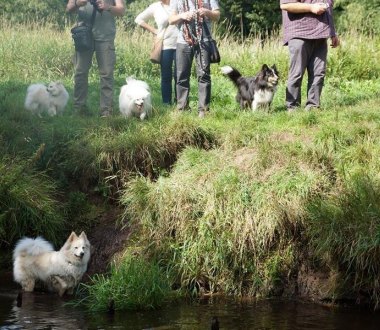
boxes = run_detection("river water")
[1,272,380,330]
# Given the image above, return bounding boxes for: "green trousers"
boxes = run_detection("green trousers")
[73,40,116,114]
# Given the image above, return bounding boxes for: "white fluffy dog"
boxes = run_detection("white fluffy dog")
[24,82,69,116]
[13,232,91,297]
[119,77,152,120]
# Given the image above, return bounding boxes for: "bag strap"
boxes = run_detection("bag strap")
[160,2,169,38]
[202,20,212,40]
[90,4,97,26]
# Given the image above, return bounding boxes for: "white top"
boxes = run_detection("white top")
[135,1,178,50]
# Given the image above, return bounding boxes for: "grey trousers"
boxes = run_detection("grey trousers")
[175,42,211,112]
[73,40,116,113]
[286,38,328,109]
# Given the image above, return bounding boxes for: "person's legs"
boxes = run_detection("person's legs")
[95,40,116,116]
[160,49,176,105]
[306,39,328,109]
[175,43,193,110]
[195,42,211,115]
[286,38,309,110]
[73,50,93,111]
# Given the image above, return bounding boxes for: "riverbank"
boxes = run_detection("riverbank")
[1,22,380,310]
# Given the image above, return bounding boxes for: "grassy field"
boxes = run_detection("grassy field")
[1,20,380,310]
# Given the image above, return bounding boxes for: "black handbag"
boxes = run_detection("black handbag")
[71,6,96,52]
[203,22,221,64]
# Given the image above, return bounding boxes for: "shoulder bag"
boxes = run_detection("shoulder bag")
[202,21,220,64]
[71,5,97,52]
[149,3,170,64]
[150,35,164,64]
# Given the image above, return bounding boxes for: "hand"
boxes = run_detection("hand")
[181,11,196,22]
[330,36,340,48]
[197,8,210,18]
[310,3,327,15]
[95,0,109,11]
[76,0,88,7]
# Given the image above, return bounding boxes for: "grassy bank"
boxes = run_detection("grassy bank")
[1,21,380,309]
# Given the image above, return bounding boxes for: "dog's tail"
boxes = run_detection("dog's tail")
[221,66,243,87]
[13,237,54,260]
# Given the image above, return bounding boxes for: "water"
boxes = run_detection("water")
[1,272,380,330]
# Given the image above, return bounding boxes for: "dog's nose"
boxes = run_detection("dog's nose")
[80,251,84,257]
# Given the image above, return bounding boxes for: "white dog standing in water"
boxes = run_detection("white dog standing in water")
[13,232,91,297]
[119,77,152,120]
[24,82,69,116]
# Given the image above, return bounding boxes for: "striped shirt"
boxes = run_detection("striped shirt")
[280,0,336,45]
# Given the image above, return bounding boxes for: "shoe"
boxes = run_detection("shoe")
[287,107,297,113]
[100,110,111,118]
[305,105,319,111]
[74,105,91,116]
[198,110,206,118]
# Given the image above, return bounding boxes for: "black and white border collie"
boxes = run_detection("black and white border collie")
[221,64,279,111]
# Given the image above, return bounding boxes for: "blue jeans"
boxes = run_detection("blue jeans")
[160,49,176,105]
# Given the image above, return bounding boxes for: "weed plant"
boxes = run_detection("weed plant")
[77,252,172,311]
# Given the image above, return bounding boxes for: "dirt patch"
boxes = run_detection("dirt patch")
[84,206,130,279]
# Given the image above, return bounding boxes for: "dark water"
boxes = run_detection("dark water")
[1,272,380,330]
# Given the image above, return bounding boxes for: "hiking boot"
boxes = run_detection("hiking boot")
[198,110,206,118]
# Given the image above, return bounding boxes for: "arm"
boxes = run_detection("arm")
[169,9,195,25]
[198,8,220,22]
[135,5,157,35]
[169,8,220,25]
[66,0,88,13]
[137,21,158,35]
[280,2,327,15]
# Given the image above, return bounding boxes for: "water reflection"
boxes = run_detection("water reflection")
[1,272,380,330]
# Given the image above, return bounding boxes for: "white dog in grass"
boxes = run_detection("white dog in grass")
[119,77,152,120]
[24,82,69,116]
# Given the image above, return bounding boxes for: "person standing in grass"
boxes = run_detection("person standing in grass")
[66,0,126,117]
[169,0,220,118]
[135,1,178,106]
[280,0,340,112]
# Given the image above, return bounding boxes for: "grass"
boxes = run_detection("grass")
[77,252,173,311]
[1,20,380,308]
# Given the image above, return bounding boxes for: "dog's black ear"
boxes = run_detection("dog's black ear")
[271,64,278,74]
[261,64,269,71]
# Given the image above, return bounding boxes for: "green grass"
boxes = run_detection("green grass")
[77,252,173,311]
[1,20,380,309]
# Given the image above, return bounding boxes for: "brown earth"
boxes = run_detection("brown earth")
[84,206,130,279]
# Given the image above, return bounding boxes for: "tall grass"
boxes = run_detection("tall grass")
[77,252,172,311]
[0,153,64,248]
